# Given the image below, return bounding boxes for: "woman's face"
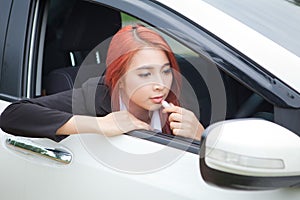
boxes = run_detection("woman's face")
[120,48,173,112]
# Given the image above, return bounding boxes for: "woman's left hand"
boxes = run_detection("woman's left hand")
[163,104,204,141]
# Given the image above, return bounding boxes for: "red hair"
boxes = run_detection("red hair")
[105,24,182,133]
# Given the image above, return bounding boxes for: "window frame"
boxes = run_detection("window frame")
[0,0,13,84]
[0,0,32,101]
[0,0,45,101]
[94,0,300,135]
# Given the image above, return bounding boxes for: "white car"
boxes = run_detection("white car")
[0,0,300,199]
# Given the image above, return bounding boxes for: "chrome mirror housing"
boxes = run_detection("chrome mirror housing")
[200,119,300,190]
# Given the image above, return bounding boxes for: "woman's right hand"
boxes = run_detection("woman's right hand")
[56,111,150,136]
[97,111,151,137]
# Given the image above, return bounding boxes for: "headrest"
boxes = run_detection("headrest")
[61,1,121,51]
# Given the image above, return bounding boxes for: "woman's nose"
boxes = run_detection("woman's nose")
[152,74,166,90]
[153,83,164,91]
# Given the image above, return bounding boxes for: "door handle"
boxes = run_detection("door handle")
[5,137,72,164]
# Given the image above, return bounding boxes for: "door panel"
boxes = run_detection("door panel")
[1,133,300,200]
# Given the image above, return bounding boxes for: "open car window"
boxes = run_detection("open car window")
[35,0,274,153]
[120,12,274,128]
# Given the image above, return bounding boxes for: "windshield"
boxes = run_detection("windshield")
[202,0,300,58]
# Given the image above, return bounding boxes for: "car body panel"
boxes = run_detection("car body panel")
[1,129,300,200]
[156,0,300,93]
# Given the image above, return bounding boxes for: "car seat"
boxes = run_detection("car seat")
[44,0,121,95]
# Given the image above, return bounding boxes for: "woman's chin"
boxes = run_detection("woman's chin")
[147,103,162,111]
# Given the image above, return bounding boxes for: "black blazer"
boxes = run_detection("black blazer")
[0,77,112,141]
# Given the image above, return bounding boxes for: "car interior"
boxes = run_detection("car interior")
[43,0,121,94]
[39,0,274,133]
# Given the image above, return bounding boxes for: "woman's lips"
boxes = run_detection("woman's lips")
[150,96,164,104]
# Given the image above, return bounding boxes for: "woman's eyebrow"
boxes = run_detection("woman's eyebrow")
[161,63,171,68]
[136,63,170,70]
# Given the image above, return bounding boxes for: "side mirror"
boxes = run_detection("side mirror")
[200,119,300,190]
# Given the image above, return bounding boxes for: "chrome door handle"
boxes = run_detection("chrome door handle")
[5,137,72,164]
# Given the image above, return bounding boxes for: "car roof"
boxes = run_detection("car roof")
[156,0,300,93]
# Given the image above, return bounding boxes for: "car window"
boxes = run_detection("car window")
[14,0,276,150]
[118,12,274,128]
[39,0,121,95]
[121,13,198,58]
[0,0,279,152]
[39,0,274,129]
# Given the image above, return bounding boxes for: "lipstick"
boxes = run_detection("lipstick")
[161,100,171,108]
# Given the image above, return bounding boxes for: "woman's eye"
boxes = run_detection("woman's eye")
[138,72,151,77]
[163,68,172,75]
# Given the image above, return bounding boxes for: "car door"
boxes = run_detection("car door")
[1,0,300,200]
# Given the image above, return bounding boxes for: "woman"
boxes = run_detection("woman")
[0,25,204,141]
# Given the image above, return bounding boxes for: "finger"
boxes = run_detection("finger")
[170,121,181,130]
[169,112,182,122]
[172,128,196,139]
[162,105,182,114]
[172,128,184,137]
